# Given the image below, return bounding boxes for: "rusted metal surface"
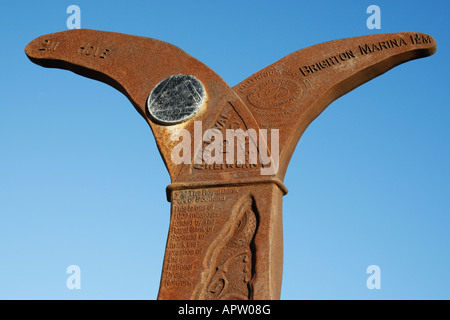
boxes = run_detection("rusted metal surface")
[25,29,436,299]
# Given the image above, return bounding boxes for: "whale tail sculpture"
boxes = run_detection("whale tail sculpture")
[26,30,435,299]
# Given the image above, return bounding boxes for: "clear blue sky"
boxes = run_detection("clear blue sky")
[0,0,449,300]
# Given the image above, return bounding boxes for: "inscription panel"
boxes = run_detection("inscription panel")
[161,187,239,289]
[192,102,262,171]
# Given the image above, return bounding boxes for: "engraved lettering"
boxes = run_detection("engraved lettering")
[161,187,240,287]
[39,39,59,52]
[193,103,263,171]
[78,43,112,59]
[298,50,356,77]
[410,33,432,45]
[99,48,110,59]
[359,37,408,56]
[359,44,371,55]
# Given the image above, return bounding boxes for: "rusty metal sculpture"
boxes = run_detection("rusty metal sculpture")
[25,30,436,299]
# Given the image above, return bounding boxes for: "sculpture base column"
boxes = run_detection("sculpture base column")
[157,183,285,300]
